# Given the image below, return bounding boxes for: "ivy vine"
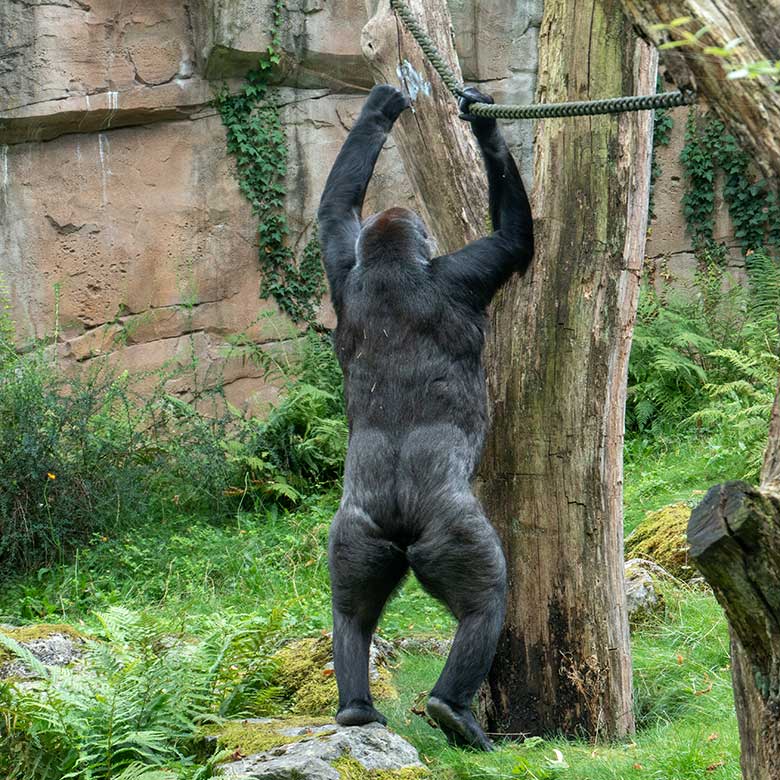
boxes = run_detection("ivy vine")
[680,110,780,256]
[649,83,674,219]
[214,0,325,325]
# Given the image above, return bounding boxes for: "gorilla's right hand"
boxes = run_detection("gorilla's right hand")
[363,84,411,128]
[458,86,497,138]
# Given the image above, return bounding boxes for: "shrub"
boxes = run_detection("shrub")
[0,297,347,574]
[0,350,153,572]
[229,333,347,507]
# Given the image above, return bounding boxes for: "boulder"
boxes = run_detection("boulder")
[393,637,452,656]
[1,91,413,412]
[0,624,85,679]
[191,0,374,88]
[0,0,541,409]
[216,719,427,779]
[0,0,208,144]
[624,559,664,625]
[625,502,695,580]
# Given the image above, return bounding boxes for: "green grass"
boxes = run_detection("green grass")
[623,430,752,534]
[0,429,742,779]
[0,488,454,640]
[381,584,738,779]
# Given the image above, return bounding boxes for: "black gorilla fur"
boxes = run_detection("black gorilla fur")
[317,84,534,750]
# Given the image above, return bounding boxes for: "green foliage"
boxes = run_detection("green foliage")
[650,17,778,88]
[0,607,284,779]
[214,1,325,324]
[0,349,149,572]
[680,110,780,253]
[0,423,743,779]
[0,268,345,573]
[627,250,779,480]
[0,334,244,574]
[227,333,347,508]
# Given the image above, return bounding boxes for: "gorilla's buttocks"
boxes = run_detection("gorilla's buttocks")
[317,84,534,750]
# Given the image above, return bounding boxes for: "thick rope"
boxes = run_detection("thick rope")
[389,0,697,118]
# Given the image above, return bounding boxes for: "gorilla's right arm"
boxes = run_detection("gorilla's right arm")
[318,85,410,313]
[434,88,534,309]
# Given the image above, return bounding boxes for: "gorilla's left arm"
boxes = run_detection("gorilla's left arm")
[433,88,534,309]
[318,85,410,313]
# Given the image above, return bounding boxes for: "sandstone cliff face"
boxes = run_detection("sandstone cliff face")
[0,0,727,412]
[0,0,541,410]
[646,106,745,288]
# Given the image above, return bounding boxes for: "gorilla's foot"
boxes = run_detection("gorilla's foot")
[336,701,388,727]
[426,696,495,752]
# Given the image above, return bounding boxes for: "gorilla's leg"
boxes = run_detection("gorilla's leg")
[407,495,506,750]
[329,503,408,727]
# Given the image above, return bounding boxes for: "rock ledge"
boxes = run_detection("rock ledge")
[218,720,427,779]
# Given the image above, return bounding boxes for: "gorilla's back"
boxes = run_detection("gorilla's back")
[333,259,488,443]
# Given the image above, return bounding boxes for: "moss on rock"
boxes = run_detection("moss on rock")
[625,502,694,580]
[208,716,335,755]
[333,754,430,779]
[0,623,85,664]
[272,635,397,716]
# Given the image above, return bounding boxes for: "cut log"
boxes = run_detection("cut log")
[688,481,780,780]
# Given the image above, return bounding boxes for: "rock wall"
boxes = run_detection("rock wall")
[2,1,736,412]
[0,0,541,411]
[647,106,745,288]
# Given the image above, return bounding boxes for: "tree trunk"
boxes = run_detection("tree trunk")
[477,0,654,741]
[619,0,780,180]
[688,386,780,779]
[361,0,487,253]
[621,4,780,775]
[362,0,653,740]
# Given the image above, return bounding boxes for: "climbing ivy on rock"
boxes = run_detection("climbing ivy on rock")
[649,87,674,218]
[680,110,780,256]
[215,0,325,325]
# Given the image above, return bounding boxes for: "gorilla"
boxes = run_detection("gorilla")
[317,83,534,751]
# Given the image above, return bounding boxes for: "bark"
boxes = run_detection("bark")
[688,481,780,780]
[361,0,487,253]
[477,0,653,741]
[619,0,780,180]
[362,0,653,740]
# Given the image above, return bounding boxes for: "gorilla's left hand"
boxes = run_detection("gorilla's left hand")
[364,84,411,126]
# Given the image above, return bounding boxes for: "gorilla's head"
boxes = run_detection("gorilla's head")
[356,207,437,267]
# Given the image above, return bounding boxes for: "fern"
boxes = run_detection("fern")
[628,249,780,449]
[0,609,284,779]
